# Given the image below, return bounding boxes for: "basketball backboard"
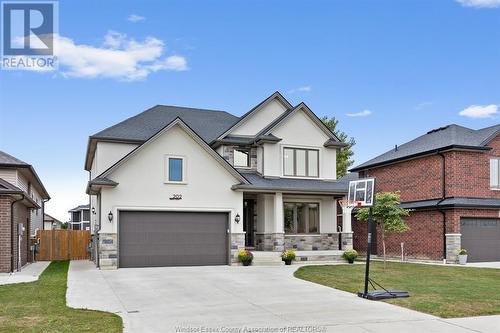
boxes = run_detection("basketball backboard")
[348,178,375,207]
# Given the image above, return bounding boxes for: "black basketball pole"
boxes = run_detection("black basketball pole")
[363,207,373,296]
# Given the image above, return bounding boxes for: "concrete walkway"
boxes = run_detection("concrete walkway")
[67,261,500,333]
[0,261,50,285]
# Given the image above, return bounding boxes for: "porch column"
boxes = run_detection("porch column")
[340,199,354,251]
[274,192,284,233]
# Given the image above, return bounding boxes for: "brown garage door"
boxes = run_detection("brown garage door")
[461,218,500,262]
[119,211,229,268]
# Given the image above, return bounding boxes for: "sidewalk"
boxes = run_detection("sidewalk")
[0,261,50,285]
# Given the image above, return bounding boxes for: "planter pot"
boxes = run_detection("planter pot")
[347,258,355,264]
[242,261,252,266]
[458,254,467,265]
[284,258,292,265]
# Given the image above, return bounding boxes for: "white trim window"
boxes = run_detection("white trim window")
[165,155,187,184]
[284,202,320,234]
[490,158,500,189]
[283,147,319,177]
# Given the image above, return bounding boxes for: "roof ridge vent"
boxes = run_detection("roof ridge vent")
[427,125,450,134]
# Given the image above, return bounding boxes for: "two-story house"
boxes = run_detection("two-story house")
[68,204,91,230]
[0,151,50,273]
[351,124,500,263]
[84,92,353,269]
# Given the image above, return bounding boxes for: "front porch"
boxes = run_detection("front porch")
[234,191,353,257]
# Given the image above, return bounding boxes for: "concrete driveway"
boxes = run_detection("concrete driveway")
[67,261,499,333]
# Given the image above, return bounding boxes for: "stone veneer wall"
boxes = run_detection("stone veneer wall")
[284,234,339,251]
[255,233,284,252]
[445,233,461,264]
[230,233,245,263]
[99,233,117,269]
[222,146,257,170]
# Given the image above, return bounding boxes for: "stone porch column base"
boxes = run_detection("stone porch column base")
[230,233,245,263]
[445,233,461,264]
[255,233,284,252]
[340,232,353,251]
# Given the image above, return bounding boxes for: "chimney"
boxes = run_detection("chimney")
[395,144,398,151]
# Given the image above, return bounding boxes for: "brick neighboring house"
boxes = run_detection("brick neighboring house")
[0,151,50,273]
[350,124,500,263]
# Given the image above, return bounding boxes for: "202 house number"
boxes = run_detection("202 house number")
[169,194,182,200]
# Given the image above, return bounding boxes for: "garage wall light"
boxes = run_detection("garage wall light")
[235,213,241,223]
[108,211,113,223]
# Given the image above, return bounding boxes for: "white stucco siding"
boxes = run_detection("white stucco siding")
[231,99,287,136]
[92,142,139,178]
[29,186,43,234]
[265,109,337,180]
[99,124,243,234]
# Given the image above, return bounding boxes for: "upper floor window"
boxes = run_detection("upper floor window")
[83,209,90,221]
[72,211,81,222]
[283,147,319,177]
[234,149,250,168]
[165,155,186,183]
[490,158,500,189]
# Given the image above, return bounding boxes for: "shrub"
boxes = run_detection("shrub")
[281,249,296,260]
[343,249,358,262]
[238,249,253,263]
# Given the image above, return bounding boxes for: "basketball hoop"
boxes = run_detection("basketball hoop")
[339,199,361,211]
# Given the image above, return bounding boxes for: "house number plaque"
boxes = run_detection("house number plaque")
[169,194,182,200]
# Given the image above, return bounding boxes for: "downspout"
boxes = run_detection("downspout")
[437,151,446,261]
[96,192,101,268]
[10,195,24,273]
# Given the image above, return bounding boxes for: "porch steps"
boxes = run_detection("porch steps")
[250,250,345,266]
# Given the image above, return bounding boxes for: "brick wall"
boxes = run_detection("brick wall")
[0,196,12,272]
[0,196,31,272]
[360,154,443,202]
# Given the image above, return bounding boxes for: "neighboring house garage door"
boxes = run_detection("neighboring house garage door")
[460,218,500,262]
[119,211,229,268]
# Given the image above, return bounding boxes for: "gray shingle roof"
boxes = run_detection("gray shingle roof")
[69,204,89,212]
[92,105,239,144]
[0,151,28,166]
[232,171,356,194]
[351,124,500,171]
[399,197,500,209]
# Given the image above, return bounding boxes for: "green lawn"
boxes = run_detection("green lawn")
[294,261,500,318]
[0,261,122,333]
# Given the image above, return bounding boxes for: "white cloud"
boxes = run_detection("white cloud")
[459,104,498,118]
[346,110,372,117]
[10,31,188,80]
[127,14,145,22]
[456,0,500,8]
[288,86,312,94]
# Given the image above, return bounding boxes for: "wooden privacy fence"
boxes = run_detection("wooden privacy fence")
[36,230,91,261]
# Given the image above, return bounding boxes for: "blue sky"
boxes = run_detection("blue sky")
[1,0,499,221]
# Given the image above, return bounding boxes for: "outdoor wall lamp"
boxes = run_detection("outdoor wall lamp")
[92,207,96,214]
[235,213,241,223]
[108,211,113,223]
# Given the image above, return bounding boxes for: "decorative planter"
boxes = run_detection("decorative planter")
[347,258,355,264]
[242,261,252,266]
[458,254,467,265]
[284,258,292,265]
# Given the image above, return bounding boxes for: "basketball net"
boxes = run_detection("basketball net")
[339,199,361,213]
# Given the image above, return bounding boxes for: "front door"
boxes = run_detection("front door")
[243,199,254,247]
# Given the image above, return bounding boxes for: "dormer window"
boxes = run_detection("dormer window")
[283,147,319,177]
[234,149,250,168]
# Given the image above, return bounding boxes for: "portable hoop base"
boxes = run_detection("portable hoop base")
[358,290,410,300]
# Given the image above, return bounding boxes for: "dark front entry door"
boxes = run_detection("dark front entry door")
[243,199,254,247]
[119,211,229,268]
[461,218,500,262]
